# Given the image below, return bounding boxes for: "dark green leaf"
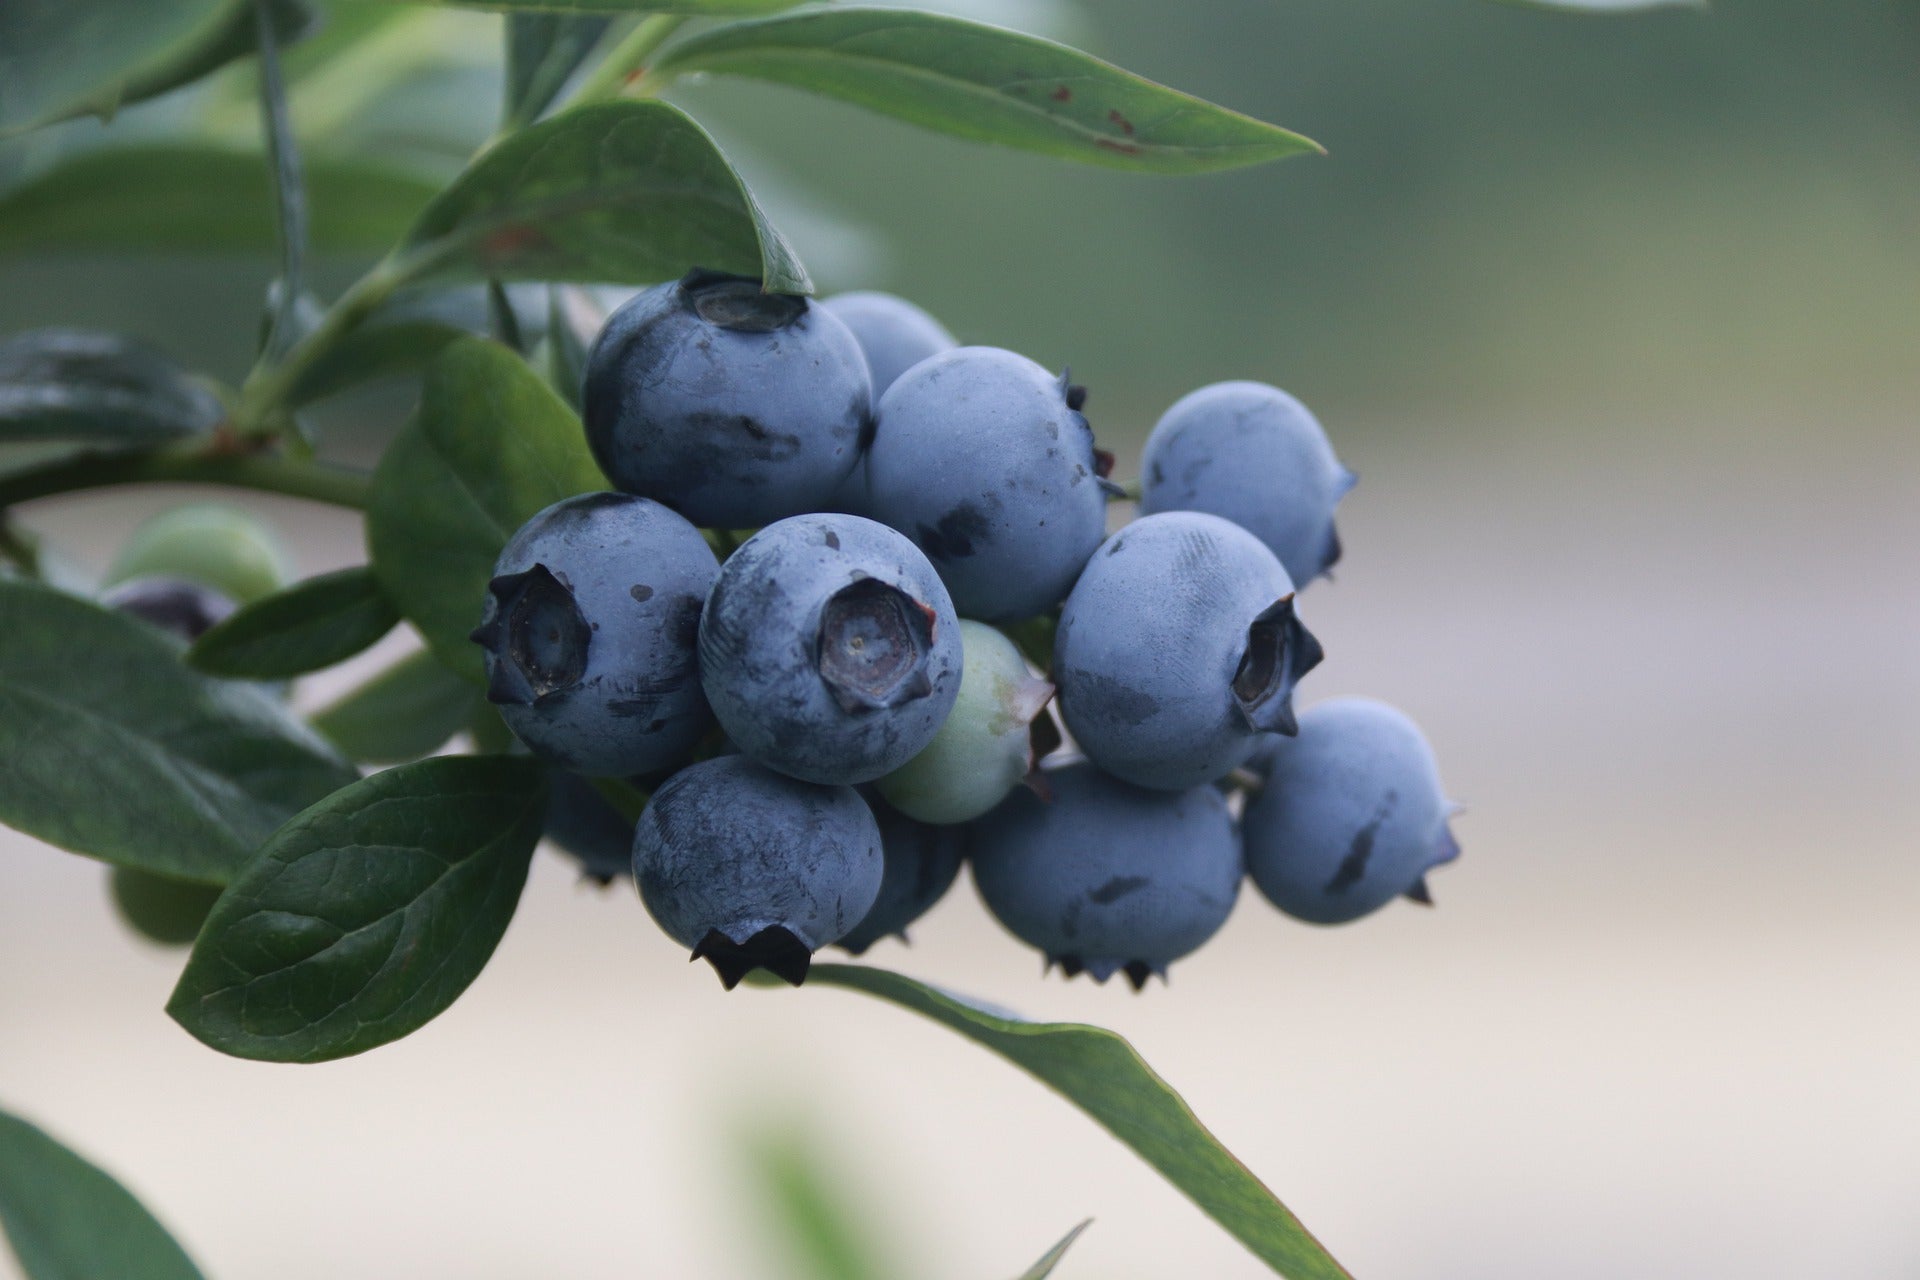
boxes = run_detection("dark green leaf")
[545,285,606,410]
[0,0,313,136]
[402,1,808,13]
[285,317,469,405]
[189,567,400,678]
[366,337,606,683]
[168,755,547,1062]
[0,580,358,884]
[0,145,442,258]
[1499,0,1702,9]
[392,100,810,294]
[652,9,1320,174]
[1017,1220,1092,1280]
[0,1106,206,1280]
[796,965,1352,1280]
[505,13,613,128]
[310,649,482,764]
[0,329,223,447]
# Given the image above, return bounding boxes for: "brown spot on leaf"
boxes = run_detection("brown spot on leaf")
[1108,108,1135,136]
[1052,85,1072,102]
[1095,138,1141,156]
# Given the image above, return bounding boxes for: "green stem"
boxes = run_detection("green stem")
[0,450,373,512]
[567,15,687,107]
[239,256,410,430]
[255,0,309,362]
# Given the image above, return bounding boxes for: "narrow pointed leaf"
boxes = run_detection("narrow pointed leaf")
[504,13,613,128]
[189,567,400,678]
[0,329,223,447]
[0,1106,205,1280]
[652,9,1320,174]
[168,755,548,1063]
[390,100,809,293]
[398,1,809,13]
[1017,1220,1092,1280]
[366,337,606,684]
[0,581,358,885]
[0,145,442,258]
[795,965,1351,1280]
[310,649,482,763]
[1498,0,1702,9]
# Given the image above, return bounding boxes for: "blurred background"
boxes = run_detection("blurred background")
[4,1,1919,1278]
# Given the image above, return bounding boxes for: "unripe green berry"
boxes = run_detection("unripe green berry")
[877,620,1054,825]
[106,503,291,605]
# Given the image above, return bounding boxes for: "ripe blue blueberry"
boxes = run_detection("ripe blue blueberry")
[542,771,637,886]
[1139,382,1355,588]
[1054,511,1323,790]
[866,347,1111,622]
[582,270,871,528]
[877,620,1054,825]
[819,291,958,396]
[699,513,962,785]
[834,794,965,955]
[1243,698,1460,924]
[101,576,235,642]
[472,492,718,777]
[818,291,959,517]
[633,754,883,986]
[969,762,1242,987]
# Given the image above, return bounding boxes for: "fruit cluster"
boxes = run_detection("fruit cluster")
[475,272,1461,989]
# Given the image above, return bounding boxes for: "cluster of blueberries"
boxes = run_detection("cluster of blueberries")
[474,271,1461,989]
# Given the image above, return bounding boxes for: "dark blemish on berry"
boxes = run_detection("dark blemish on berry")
[1326,793,1399,894]
[1089,874,1148,905]
[825,529,841,550]
[916,502,992,560]
[630,584,654,603]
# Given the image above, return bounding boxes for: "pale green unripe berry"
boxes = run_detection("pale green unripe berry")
[106,503,291,605]
[877,620,1054,825]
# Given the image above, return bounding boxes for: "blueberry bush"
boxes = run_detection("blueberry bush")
[0,0,1690,1275]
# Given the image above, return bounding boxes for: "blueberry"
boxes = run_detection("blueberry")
[866,347,1110,622]
[542,771,637,886]
[819,291,958,396]
[633,755,883,986]
[1242,697,1460,924]
[699,513,962,785]
[1054,511,1322,790]
[109,867,222,947]
[969,762,1242,987]
[877,620,1054,825]
[472,492,718,777]
[582,270,871,528]
[106,502,290,604]
[1140,382,1355,588]
[834,794,965,955]
[101,576,235,643]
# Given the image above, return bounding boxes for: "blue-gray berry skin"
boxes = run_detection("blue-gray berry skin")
[969,762,1242,987]
[1140,382,1355,588]
[820,291,958,395]
[866,346,1110,622]
[472,492,718,777]
[834,794,965,955]
[582,270,872,528]
[1243,698,1460,924]
[699,514,962,785]
[818,292,959,517]
[1054,511,1323,790]
[542,771,636,885]
[633,755,883,986]
[101,576,235,642]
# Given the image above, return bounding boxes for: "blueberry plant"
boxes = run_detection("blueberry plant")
[0,0,1685,1276]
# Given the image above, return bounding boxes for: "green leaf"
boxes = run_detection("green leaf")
[189,567,400,679]
[284,316,470,405]
[0,1106,206,1280]
[504,13,613,128]
[391,100,810,293]
[0,0,314,136]
[310,649,482,764]
[652,9,1320,174]
[795,966,1352,1280]
[545,285,606,409]
[737,1122,900,1280]
[0,145,442,258]
[1498,0,1703,9]
[401,1,809,13]
[0,580,358,885]
[0,329,223,447]
[167,755,547,1063]
[366,336,606,683]
[1017,1220,1092,1280]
